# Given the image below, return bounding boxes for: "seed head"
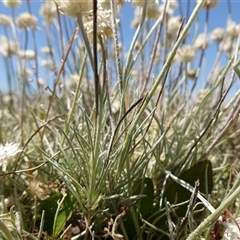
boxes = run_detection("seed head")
[0,36,18,57]
[211,28,225,42]
[0,14,12,27]
[194,33,208,50]
[196,0,219,9]
[2,0,21,9]
[54,0,93,18]
[40,1,58,23]
[16,12,38,29]
[176,45,196,63]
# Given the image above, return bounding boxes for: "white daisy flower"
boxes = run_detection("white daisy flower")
[0,143,21,172]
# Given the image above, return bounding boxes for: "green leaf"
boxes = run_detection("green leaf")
[164,160,213,209]
[123,178,154,239]
[39,193,75,237]
[148,160,213,239]
[132,177,154,218]
[53,193,75,238]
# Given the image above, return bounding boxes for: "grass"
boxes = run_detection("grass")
[1,0,240,239]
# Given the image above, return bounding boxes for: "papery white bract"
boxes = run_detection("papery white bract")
[54,0,93,18]
[223,217,240,240]
[0,142,21,172]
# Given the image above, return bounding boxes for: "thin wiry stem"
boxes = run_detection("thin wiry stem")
[177,55,235,174]
[93,0,99,119]
[140,1,167,96]
[61,54,87,146]
[110,0,123,96]
[26,0,39,91]
[187,182,240,239]
[43,28,78,139]
[126,0,206,138]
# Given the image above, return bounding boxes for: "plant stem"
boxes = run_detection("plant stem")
[187,183,240,239]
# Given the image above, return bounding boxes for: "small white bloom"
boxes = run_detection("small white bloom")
[54,0,93,18]
[111,100,120,114]
[0,143,21,159]
[18,68,32,79]
[16,12,38,29]
[196,0,219,9]
[227,19,240,39]
[187,67,199,79]
[83,9,117,41]
[0,143,21,172]
[175,45,196,62]
[167,16,181,35]
[18,49,35,60]
[38,78,45,87]
[41,60,56,71]
[132,0,161,20]
[219,37,233,53]
[162,0,178,9]
[131,7,142,28]
[223,217,240,240]
[39,0,57,23]
[0,36,18,57]
[146,2,161,20]
[2,0,21,9]
[0,14,12,27]
[132,0,157,6]
[41,46,52,55]
[211,27,225,42]
[194,33,208,50]
[198,88,210,101]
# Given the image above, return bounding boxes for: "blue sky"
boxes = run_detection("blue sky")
[0,1,240,91]
[1,1,238,47]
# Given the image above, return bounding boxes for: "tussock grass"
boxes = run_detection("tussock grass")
[1,0,240,239]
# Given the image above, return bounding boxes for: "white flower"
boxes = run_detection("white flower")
[175,45,196,62]
[146,2,161,20]
[167,16,181,35]
[38,78,45,87]
[18,49,35,60]
[0,143,21,172]
[211,27,225,42]
[132,0,161,20]
[131,7,142,28]
[162,0,178,10]
[196,0,219,9]
[220,37,233,53]
[16,12,38,29]
[41,46,52,55]
[187,67,199,79]
[0,36,18,57]
[18,68,32,79]
[83,9,117,41]
[39,1,57,23]
[2,0,21,9]
[194,33,208,50]
[54,0,93,18]
[111,100,120,114]
[41,60,56,71]
[223,217,240,240]
[132,0,157,6]
[227,19,240,39]
[0,14,12,27]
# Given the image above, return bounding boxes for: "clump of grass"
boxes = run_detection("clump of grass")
[1,0,240,239]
